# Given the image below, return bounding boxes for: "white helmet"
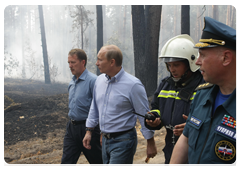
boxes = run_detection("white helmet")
[159,34,199,72]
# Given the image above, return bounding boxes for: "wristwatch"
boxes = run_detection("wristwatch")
[86,127,94,132]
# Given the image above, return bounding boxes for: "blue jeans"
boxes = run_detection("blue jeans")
[102,128,138,164]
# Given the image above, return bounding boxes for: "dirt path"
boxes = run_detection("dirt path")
[4,126,166,164]
[4,78,166,164]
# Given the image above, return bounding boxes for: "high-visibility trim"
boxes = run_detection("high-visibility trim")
[190,92,197,100]
[150,109,160,116]
[158,90,196,101]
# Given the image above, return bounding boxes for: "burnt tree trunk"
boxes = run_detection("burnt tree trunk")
[80,5,84,49]
[132,5,161,97]
[181,5,190,35]
[38,5,51,84]
[132,5,146,87]
[96,5,103,76]
[20,6,26,79]
[145,5,162,96]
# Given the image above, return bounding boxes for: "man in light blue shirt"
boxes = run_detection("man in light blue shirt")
[83,45,157,164]
[61,49,102,164]
[68,68,96,121]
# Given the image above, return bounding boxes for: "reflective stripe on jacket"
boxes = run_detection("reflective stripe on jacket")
[158,90,196,100]
[145,71,204,162]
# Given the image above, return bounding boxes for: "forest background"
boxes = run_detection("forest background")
[4,5,236,90]
[2,2,238,166]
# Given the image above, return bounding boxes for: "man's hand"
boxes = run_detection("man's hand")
[83,131,92,150]
[146,137,157,159]
[173,123,186,136]
[173,114,188,136]
[146,112,161,127]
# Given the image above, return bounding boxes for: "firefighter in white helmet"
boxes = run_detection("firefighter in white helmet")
[145,34,204,164]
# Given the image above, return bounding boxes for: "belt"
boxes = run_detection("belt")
[70,119,86,125]
[102,128,134,139]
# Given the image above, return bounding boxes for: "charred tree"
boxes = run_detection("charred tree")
[80,5,84,49]
[96,5,103,75]
[144,5,161,96]
[20,6,26,79]
[132,5,146,88]
[181,5,190,35]
[68,5,93,49]
[132,5,161,97]
[38,5,51,84]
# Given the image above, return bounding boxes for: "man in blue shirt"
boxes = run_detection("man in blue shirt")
[61,49,102,164]
[170,17,236,164]
[83,45,157,164]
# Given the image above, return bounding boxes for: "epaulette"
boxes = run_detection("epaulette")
[195,82,214,91]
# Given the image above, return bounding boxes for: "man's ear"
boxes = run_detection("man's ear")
[222,50,233,66]
[81,59,86,66]
[110,59,115,66]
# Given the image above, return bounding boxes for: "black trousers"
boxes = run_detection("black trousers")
[61,120,103,164]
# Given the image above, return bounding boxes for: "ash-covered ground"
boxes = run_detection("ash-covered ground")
[4,78,165,164]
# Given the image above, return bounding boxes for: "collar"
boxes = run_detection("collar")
[73,68,88,81]
[105,67,124,83]
[178,71,202,101]
[200,85,236,117]
[167,71,203,102]
[222,88,236,117]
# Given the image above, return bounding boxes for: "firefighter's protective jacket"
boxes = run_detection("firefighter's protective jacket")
[145,70,204,163]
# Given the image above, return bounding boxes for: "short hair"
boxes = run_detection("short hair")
[68,48,87,67]
[101,45,123,67]
[217,46,236,55]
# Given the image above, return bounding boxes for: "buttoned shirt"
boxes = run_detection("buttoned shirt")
[68,69,97,121]
[86,68,154,139]
[183,85,236,163]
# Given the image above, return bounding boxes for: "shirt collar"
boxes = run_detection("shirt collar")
[105,67,124,83]
[200,85,236,117]
[222,88,236,117]
[73,68,88,81]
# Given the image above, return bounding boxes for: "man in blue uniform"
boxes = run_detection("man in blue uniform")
[61,49,102,164]
[170,17,236,164]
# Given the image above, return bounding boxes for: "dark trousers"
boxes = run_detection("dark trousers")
[61,120,103,164]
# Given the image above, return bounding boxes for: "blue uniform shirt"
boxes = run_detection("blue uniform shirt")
[213,89,231,115]
[183,85,236,164]
[86,68,154,140]
[68,69,97,121]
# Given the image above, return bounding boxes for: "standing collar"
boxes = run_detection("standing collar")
[222,88,236,117]
[105,67,124,82]
[72,68,88,81]
[200,85,236,117]
[198,85,219,106]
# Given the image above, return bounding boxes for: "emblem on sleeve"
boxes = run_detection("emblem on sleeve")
[215,140,236,161]
[190,116,202,126]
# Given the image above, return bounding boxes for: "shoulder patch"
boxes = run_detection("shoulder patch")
[195,83,213,91]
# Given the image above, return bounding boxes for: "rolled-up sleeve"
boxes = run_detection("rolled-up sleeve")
[86,83,99,128]
[130,83,154,139]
